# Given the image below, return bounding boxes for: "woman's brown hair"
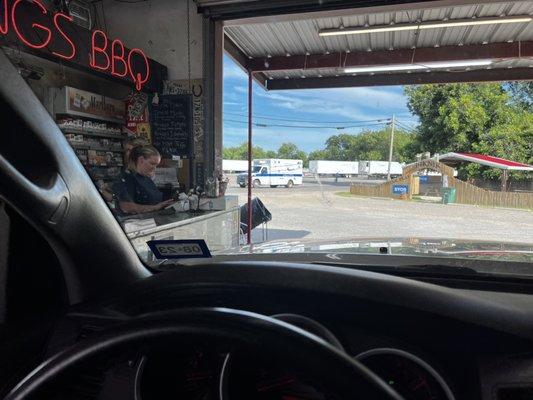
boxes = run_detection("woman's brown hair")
[128,145,161,171]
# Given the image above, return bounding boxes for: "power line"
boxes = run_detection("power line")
[395,120,418,133]
[223,119,390,130]
[396,119,417,129]
[224,111,391,125]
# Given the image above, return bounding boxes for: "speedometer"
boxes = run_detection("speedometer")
[355,348,455,400]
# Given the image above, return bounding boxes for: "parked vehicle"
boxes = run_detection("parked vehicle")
[237,159,303,188]
[359,161,403,178]
[309,160,359,177]
[222,159,248,173]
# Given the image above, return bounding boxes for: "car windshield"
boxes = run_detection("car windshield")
[6,0,533,272]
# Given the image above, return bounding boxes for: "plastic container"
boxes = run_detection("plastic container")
[239,198,272,234]
[441,187,456,204]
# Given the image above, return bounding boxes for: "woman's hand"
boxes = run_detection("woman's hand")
[156,199,175,210]
[119,199,175,214]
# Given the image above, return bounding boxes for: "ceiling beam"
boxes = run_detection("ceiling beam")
[223,35,268,89]
[224,34,249,71]
[249,41,533,73]
[199,0,508,26]
[266,68,533,90]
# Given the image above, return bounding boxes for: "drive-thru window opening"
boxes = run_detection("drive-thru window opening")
[216,0,533,243]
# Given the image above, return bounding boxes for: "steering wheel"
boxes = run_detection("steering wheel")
[4,308,404,400]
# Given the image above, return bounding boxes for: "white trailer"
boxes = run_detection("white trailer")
[237,159,303,188]
[222,159,248,173]
[359,161,403,178]
[309,160,359,177]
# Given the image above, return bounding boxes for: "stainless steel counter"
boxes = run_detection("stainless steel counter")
[125,207,240,261]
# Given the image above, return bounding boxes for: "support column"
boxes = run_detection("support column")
[202,19,223,181]
[247,71,253,245]
[501,169,508,192]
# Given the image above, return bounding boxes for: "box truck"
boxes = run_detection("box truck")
[359,161,403,178]
[308,160,359,177]
[222,159,248,173]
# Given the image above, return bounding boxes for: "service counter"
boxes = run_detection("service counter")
[121,195,240,261]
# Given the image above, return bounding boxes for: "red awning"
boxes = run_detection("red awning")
[435,153,533,171]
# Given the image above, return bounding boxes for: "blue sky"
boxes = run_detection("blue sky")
[223,54,417,153]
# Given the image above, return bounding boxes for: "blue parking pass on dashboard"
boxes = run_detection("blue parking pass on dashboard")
[147,239,212,259]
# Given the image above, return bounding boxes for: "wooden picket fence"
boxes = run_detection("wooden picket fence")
[452,177,533,209]
[350,160,533,210]
[350,175,414,199]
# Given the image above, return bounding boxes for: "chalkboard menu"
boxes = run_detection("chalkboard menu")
[149,94,192,157]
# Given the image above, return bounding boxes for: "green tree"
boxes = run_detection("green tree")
[276,142,308,167]
[405,83,510,157]
[403,83,533,179]
[308,149,328,160]
[315,129,415,163]
[471,111,533,181]
[276,142,306,159]
[222,143,272,159]
[223,143,307,165]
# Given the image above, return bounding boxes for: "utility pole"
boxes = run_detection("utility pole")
[387,115,395,181]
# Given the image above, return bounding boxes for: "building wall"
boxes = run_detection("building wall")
[98,0,204,81]
[97,0,215,185]
[2,48,131,115]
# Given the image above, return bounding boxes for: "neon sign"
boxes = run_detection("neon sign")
[1,0,151,91]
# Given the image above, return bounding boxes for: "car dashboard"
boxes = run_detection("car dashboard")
[8,263,533,400]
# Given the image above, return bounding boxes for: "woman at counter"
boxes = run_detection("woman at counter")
[114,145,174,214]
[99,137,148,202]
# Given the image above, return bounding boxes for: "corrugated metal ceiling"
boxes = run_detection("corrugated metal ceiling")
[225,1,533,57]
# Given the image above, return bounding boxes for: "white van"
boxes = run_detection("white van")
[237,159,303,188]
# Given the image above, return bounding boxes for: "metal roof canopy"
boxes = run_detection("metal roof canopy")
[221,0,533,90]
[435,153,533,171]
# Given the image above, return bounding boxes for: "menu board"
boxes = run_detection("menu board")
[149,94,192,157]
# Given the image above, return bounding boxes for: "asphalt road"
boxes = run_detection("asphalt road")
[226,176,533,244]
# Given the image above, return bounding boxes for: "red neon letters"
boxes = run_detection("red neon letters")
[90,30,110,71]
[127,48,150,91]
[1,0,8,35]
[11,0,51,49]
[52,12,75,60]
[111,39,127,77]
[3,0,150,90]
[90,30,150,90]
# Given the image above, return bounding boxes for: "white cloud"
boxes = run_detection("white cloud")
[253,87,409,120]
[223,61,247,80]
[233,86,248,94]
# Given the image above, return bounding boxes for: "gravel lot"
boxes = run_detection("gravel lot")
[226,176,533,244]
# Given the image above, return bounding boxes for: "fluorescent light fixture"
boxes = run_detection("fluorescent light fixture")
[319,15,532,37]
[345,64,426,73]
[344,59,493,74]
